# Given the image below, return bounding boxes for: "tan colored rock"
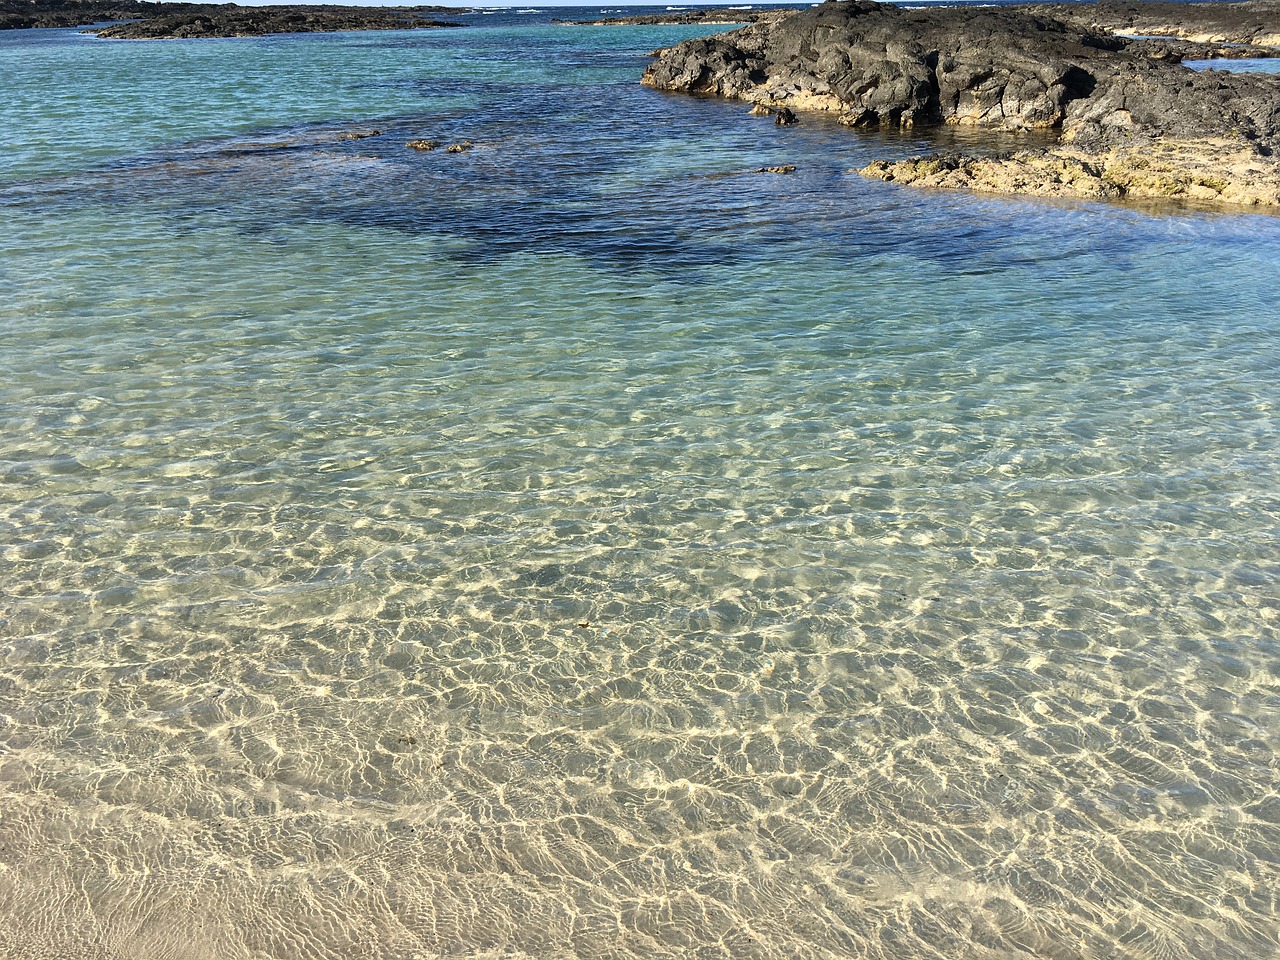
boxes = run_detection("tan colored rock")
[859,137,1280,208]
[860,152,1122,200]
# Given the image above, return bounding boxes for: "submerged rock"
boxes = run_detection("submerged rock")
[405,138,473,154]
[642,0,1280,208]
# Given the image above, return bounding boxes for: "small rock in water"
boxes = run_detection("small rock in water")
[445,140,474,153]
[748,104,774,116]
[837,108,877,128]
[756,165,797,174]
[339,130,381,141]
[406,139,441,151]
[773,107,797,126]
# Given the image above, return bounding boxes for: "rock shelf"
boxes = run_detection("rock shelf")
[90,4,468,39]
[642,0,1280,208]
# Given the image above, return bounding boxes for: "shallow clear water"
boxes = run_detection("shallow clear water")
[1185,56,1280,73]
[2,11,1280,960]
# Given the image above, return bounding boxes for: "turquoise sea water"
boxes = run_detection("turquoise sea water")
[1186,56,1280,73]
[2,10,1280,959]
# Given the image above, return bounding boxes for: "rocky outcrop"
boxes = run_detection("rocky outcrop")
[0,0,208,29]
[89,3,467,39]
[1120,35,1280,61]
[860,138,1280,207]
[1033,0,1280,47]
[642,0,1280,208]
[1,0,180,29]
[557,8,796,27]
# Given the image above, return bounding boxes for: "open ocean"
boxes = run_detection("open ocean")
[2,5,1279,958]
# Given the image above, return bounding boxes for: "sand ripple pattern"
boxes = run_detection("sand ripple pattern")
[2,15,1280,960]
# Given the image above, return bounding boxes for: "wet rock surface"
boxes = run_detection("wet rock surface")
[642,0,1280,208]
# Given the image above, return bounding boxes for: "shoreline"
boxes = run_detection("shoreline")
[10,0,1280,210]
[91,6,471,39]
[641,0,1280,209]
[0,1,471,37]
[554,7,801,27]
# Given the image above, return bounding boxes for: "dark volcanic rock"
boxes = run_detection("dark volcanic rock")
[0,0,207,29]
[643,0,1280,207]
[1032,0,1280,46]
[557,7,796,27]
[646,1,1130,131]
[1120,35,1280,62]
[88,3,467,39]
